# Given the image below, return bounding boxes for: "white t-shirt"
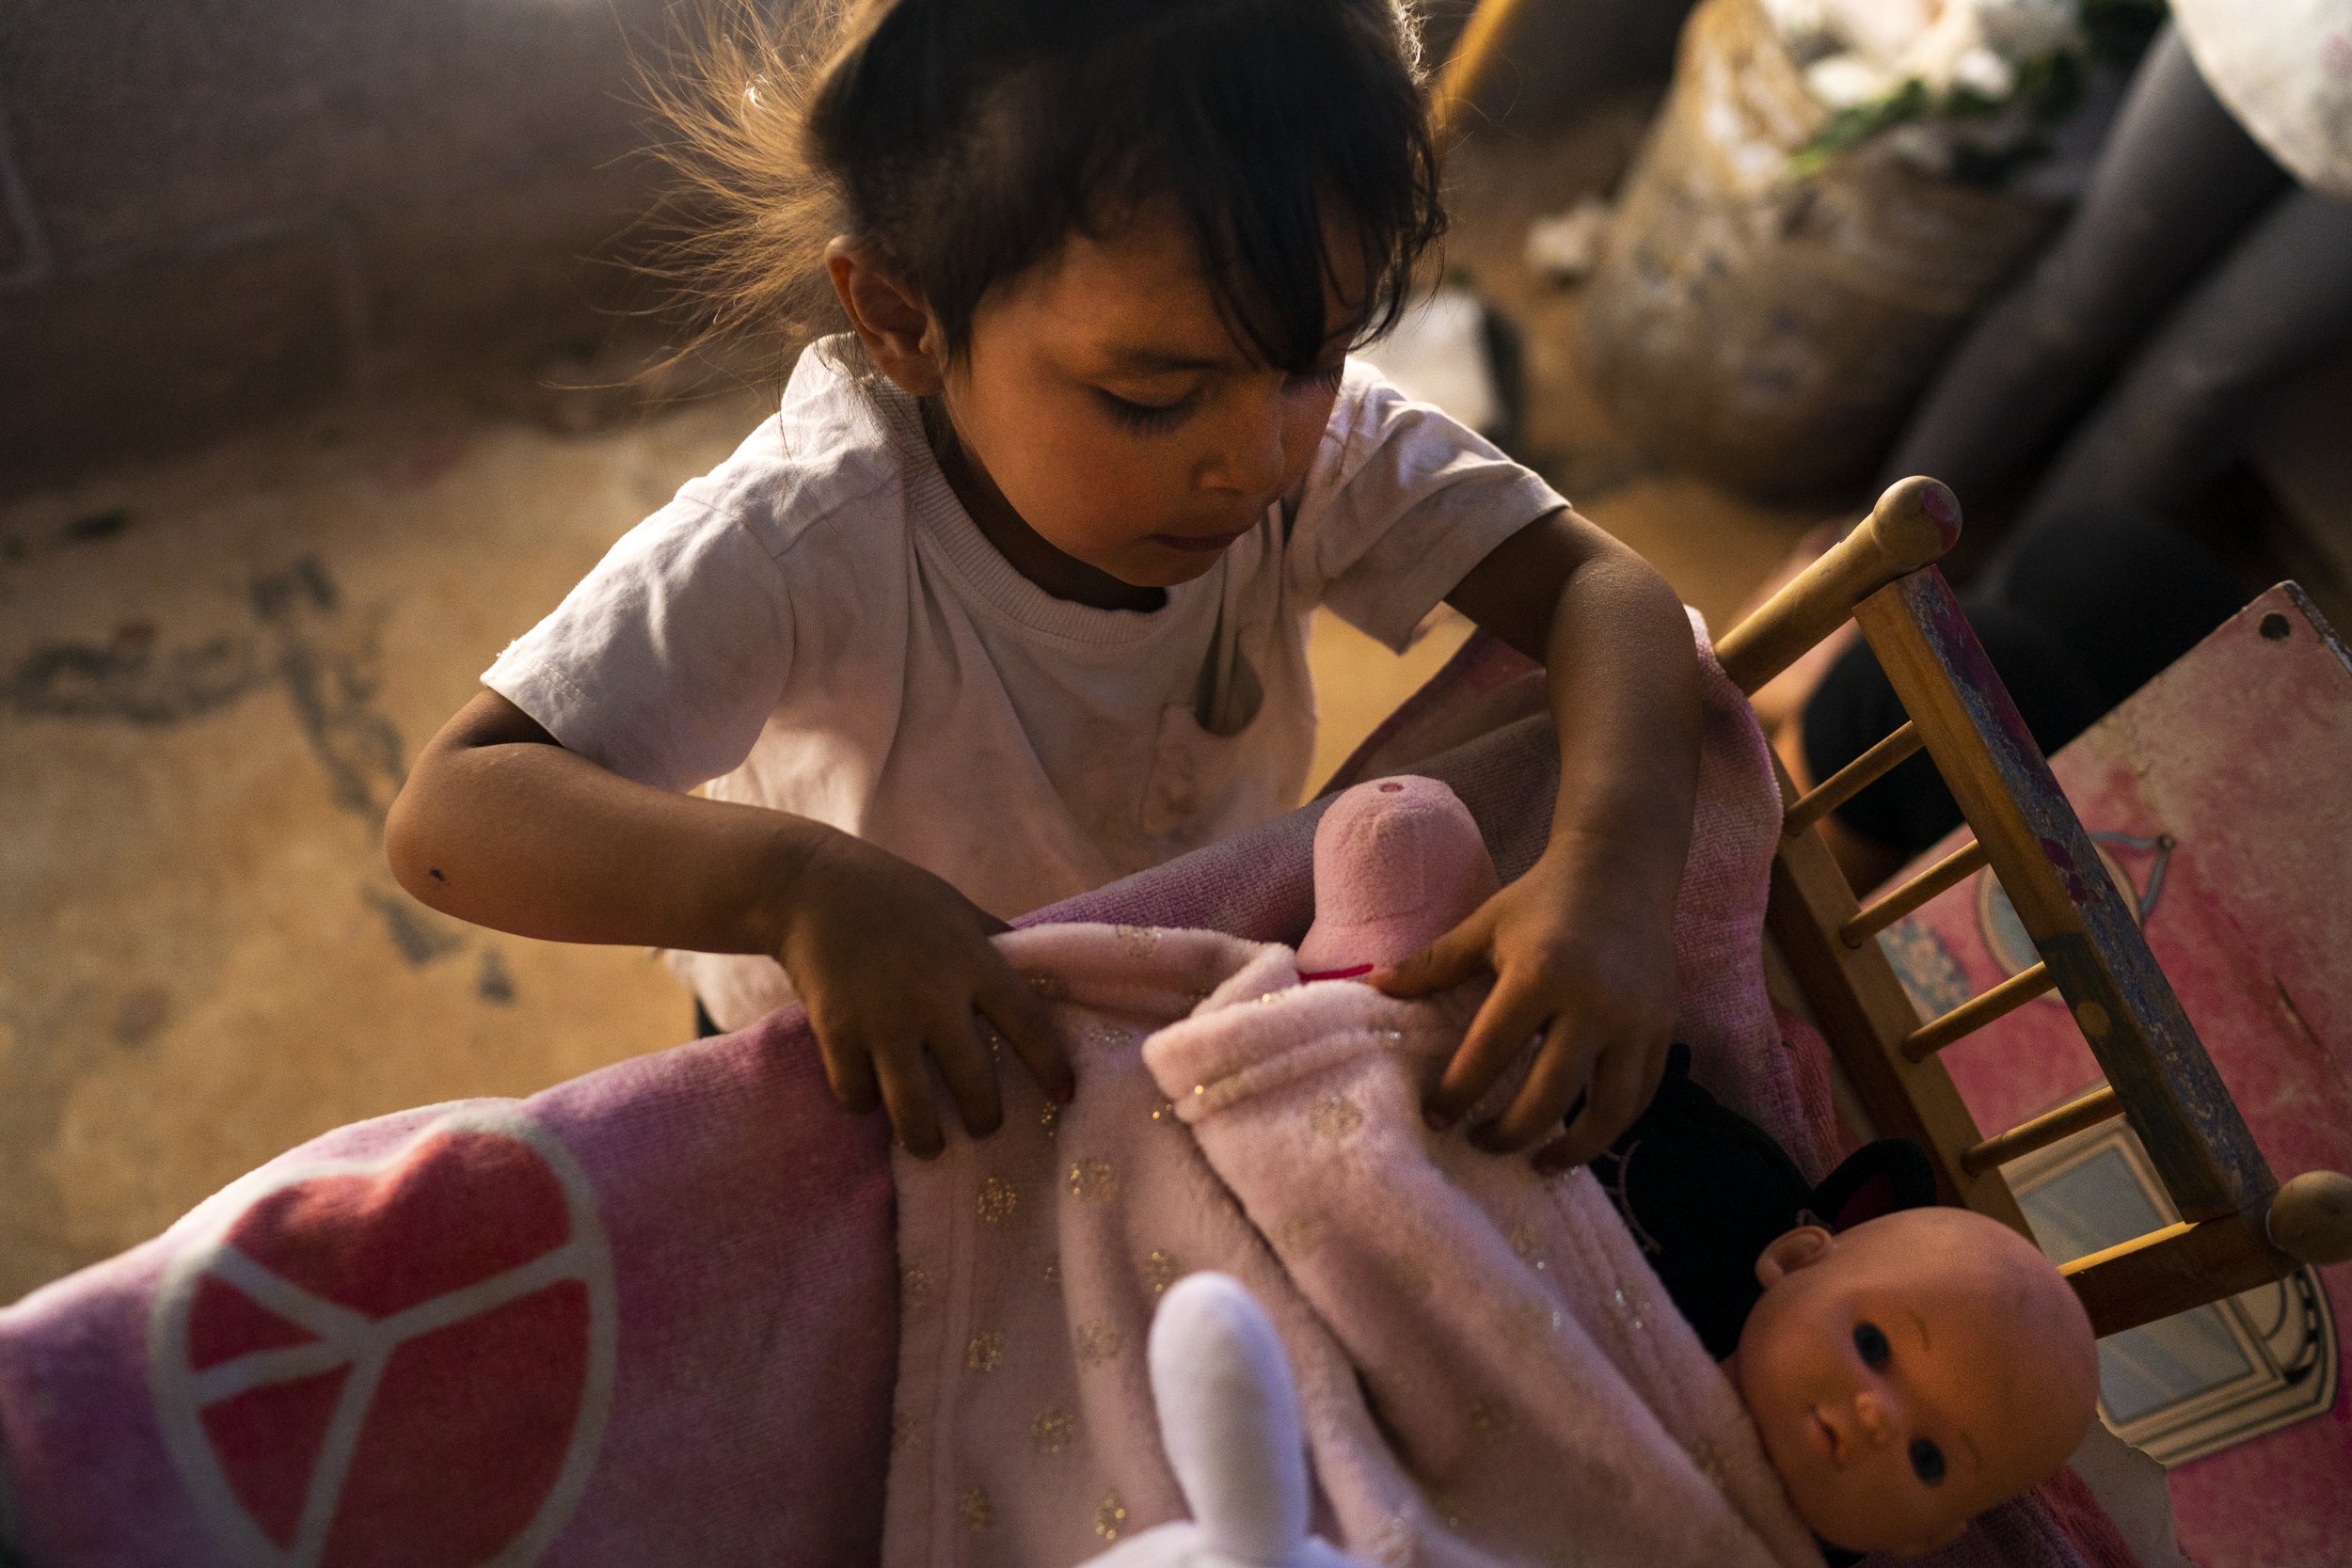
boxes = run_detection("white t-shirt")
[485,339,1565,1029]
[2175,0,2352,199]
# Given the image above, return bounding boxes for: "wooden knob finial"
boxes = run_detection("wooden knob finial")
[1864,476,1963,578]
[2269,1170,2352,1265]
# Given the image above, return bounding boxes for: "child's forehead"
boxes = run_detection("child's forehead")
[993,200,1371,365]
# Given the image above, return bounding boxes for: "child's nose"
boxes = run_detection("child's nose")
[1202,392,1290,499]
[1851,1391,1894,1446]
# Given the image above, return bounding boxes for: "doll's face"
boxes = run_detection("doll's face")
[1726,1207,2098,1558]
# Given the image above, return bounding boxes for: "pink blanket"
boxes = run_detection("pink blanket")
[885,925,1822,1567]
[0,626,2126,1568]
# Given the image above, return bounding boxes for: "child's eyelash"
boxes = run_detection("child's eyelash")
[1099,391,1196,434]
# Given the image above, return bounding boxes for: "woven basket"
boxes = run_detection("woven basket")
[1579,0,2064,499]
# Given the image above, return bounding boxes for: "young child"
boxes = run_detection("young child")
[385,0,1702,1164]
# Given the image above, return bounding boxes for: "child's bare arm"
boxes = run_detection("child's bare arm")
[387,690,1071,1153]
[1375,506,1701,1171]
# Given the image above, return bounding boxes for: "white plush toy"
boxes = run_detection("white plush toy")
[1074,1273,1373,1568]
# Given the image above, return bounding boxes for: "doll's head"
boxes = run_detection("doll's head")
[1727,1205,2099,1558]
[1297,776,1498,977]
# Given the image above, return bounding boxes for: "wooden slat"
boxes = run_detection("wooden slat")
[1786,722,1923,834]
[1902,961,2055,1062]
[1852,570,2274,1223]
[1962,1085,2122,1175]
[1718,478,1961,697]
[1763,752,2030,1232]
[1842,837,1988,944]
[2061,1210,2297,1338]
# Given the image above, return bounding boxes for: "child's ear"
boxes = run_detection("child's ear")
[1753,1224,1835,1290]
[824,237,945,396]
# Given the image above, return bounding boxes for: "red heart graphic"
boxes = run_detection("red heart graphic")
[151,1108,616,1568]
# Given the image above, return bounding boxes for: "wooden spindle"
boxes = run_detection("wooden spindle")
[1785,722,1924,835]
[1903,961,2055,1061]
[1842,839,1991,945]
[1962,1085,2122,1175]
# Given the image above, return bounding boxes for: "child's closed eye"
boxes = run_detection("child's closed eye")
[1852,1321,1891,1368]
[1908,1435,1947,1485]
[1097,388,1199,434]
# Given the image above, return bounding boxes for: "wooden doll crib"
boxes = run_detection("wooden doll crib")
[1711,477,2352,1338]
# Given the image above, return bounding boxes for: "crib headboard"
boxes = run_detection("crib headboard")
[1716,478,2352,1338]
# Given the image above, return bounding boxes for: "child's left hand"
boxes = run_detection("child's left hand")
[1371,833,1677,1173]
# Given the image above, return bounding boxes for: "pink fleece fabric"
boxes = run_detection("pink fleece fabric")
[884,920,1822,1567]
[0,618,2126,1568]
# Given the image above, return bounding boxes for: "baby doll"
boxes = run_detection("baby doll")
[1729,1203,2101,1560]
[1298,775,2103,1560]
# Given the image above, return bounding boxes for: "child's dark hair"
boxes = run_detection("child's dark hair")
[645,0,1444,378]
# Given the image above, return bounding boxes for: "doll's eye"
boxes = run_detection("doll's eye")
[1910,1436,1947,1485]
[1852,1322,1890,1367]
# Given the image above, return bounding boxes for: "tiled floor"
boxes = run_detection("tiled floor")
[0,119,1828,1305]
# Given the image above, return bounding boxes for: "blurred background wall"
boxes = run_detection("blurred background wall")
[0,0,1699,499]
[0,0,685,497]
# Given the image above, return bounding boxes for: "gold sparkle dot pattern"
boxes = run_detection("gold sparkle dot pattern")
[1074,1319,1123,1367]
[1040,1099,1062,1138]
[1149,1096,1179,1124]
[965,1331,1006,1372]
[1042,1254,1061,1287]
[1094,1493,1129,1541]
[1114,924,1163,958]
[977,1176,1018,1224]
[899,1264,932,1311]
[1695,1440,1726,1487]
[1025,973,1067,999]
[1143,1249,1183,1295]
[1510,1223,1548,1271]
[1030,1407,1078,1453]
[1308,1093,1364,1139]
[1067,1159,1120,1203]
[960,1484,994,1531]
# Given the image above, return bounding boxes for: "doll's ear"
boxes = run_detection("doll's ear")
[1754,1225,1835,1290]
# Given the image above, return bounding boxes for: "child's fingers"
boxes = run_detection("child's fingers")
[975,959,1074,1105]
[928,1011,1005,1139]
[1472,1010,1604,1151]
[813,1021,883,1117]
[871,1035,945,1158]
[1369,920,1489,999]
[1425,974,1549,1128]
[1534,1031,1665,1172]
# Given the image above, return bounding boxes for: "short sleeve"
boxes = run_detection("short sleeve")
[483,499,794,792]
[1289,362,1568,653]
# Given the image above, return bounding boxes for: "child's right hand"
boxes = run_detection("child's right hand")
[770,830,1073,1156]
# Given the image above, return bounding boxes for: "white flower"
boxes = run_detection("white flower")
[1804,52,1899,109]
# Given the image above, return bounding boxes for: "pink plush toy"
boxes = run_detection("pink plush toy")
[1295,775,1498,979]
[1291,776,2102,1559]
